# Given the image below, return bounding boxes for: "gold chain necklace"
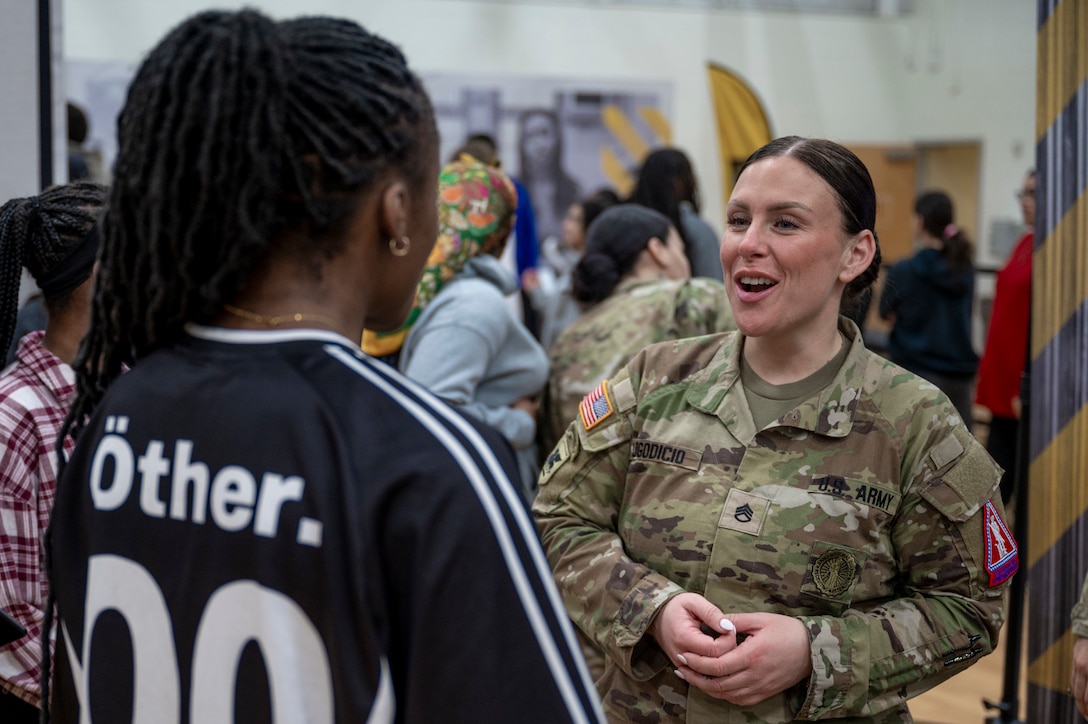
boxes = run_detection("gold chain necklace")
[222,304,337,329]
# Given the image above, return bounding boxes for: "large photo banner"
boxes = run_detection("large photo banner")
[424,73,672,244]
[66,62,672,248]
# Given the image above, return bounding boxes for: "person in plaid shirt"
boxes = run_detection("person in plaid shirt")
[0,182,105,722]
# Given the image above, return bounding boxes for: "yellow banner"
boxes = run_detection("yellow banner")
[706,64,773,212]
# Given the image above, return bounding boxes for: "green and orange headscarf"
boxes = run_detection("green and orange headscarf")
[362,155,518,356]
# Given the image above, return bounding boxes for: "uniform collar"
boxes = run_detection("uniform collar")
[686,318,868,443]
[614,277,676,295]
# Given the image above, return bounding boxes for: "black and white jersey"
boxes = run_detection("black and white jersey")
[48,326,603,723]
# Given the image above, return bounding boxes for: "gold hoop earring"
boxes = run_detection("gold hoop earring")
[389,236,411,256]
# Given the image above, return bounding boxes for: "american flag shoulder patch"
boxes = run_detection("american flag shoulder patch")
[580,380,615,431]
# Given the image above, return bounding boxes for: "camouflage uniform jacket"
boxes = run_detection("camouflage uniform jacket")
[533,320,1015,723]
[1073,574,1088,638]
[540,277,733,458]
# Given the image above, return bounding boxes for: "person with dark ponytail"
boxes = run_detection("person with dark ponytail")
[540,204,733,459]
[628,147,724,281]
[534,137,1011,722]
[879,190,979,430]
[45,11,602,723]
[0,180,105,723]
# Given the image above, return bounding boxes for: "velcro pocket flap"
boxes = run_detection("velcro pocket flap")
[919,431,1001,522]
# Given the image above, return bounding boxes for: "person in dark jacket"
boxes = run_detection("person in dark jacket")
[879,190,978,429]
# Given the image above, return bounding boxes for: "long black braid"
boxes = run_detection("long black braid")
[42,11,434,720]
[62,10,435,443]
[0,181,107,356]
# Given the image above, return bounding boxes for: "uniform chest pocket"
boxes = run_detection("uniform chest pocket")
[751,480,899,613]
[800,541,867,611]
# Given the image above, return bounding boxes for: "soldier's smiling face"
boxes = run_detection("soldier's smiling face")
[721,155,872,343]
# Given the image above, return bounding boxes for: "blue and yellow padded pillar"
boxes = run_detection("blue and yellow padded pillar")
[1027,1,1088,721]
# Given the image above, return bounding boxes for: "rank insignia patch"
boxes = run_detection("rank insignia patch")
[717,489,771,535]
[580,380,614,431]
[983,501,1018,587]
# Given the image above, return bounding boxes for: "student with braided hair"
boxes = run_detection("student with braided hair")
[0,181,106,723]
[45,10,602,723]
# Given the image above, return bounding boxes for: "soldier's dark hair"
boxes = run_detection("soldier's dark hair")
[0,181,107,355]
[916,190,973,273]
[737,136,882,308]
[63,9,436,442]
[573,204,673,305]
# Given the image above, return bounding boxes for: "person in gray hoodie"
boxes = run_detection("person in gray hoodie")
[365,157,548,499]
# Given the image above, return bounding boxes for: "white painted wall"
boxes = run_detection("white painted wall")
[61,0,1035,265]
[1,0,68,306]
[0,1,42,203]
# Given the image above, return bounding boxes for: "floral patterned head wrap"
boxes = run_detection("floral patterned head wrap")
[362,155,518,356]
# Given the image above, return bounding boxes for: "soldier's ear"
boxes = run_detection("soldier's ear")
[839,230,875,285]
[645,237,669,268]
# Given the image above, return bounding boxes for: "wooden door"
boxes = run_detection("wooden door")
[915,142,981,250]
[845,144,918,335]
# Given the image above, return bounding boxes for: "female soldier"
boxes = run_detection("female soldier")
[534,137,1013,723]
[540,204,733,459]
[45,10,602,723]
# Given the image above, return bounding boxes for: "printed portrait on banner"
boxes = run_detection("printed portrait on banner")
[424,74,672,245]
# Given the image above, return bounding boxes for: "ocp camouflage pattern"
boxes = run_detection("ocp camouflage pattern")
[1073,572,1088,638]
[533,320,1012,723]
[539,277,734,458]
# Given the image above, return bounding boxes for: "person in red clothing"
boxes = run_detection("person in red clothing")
[976,168,1035,503]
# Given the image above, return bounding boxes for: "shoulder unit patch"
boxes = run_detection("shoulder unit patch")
[983,501,1018,587]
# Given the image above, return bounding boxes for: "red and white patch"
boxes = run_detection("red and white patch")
[983,501,1018,587]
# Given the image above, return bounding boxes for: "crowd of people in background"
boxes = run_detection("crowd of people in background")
[0,6,1071,723]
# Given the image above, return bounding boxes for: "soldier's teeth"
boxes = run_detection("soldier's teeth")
[739,276,775,288]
